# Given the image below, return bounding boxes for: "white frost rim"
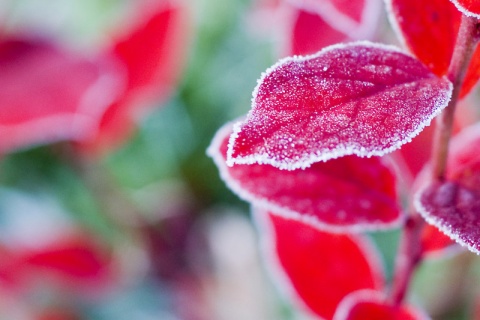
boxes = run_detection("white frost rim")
[450,0,480,18]
[226,40,453,171]
[209,120,405,234]
[414,183,480,255]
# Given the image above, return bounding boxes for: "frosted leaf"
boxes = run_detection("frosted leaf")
[416,181,480,254]
[333,290,430,320]
[415,124,480,254]
[0,37,123,154]
[208,121,402,233]
[254,209,384,319]
[228,41,453,170]
[386,0,480,97]
[450,0,480,18]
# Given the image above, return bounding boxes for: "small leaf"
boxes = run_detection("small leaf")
[333,290,429,320]
[450,0,480,17]
[290,0,380,29]
[254,0,380,57]
[20,233,114,285]
[416,124,480,254]
[110,2,188,97]
[387,0,480,97]
[79,2,190,153]
[289,9,348,56]
[0,245,23,288]
[394,100,474,181]
[254,209,384,319]
[0,37,123,154]
[461,46,480,97]
[417,181,480,254]
[421,224,458,257]
[209,122,402,232]
[228,42,452,170]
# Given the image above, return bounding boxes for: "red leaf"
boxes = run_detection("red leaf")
[393,100,476,182]
[255,209,384,319]
[209,122,401,232]
[418,181,480,254]
[326,0,366,23]
[283,0,381,56]
[461,45,480,97]
[0,245,24,288]
[250,0,380,58]
[333,290,428,320]
[416,124,480,254]
[386,0,480,97]
[289,8,348,56]
[290,0,379,28]
[450,0,480,17]
[421,224,458,257]
[0,37,123,153]
[80,1,190,153]
[228,42,452,170]
[20,234,113,284]
[393,123,437,181]
[111,2,188,98]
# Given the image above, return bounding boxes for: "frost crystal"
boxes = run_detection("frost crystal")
[228,41,453,170]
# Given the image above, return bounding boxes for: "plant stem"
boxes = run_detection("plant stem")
[389,214,424,305]
[390,15,480,306]
[432,15,480,180]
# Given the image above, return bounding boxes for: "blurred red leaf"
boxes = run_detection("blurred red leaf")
[80,1,190,154]
[461,46,480,96]
[333,290,428,320]
[250,0,380,57]
[289,9,348,56]
[0,244,24,288]
[209,122,401,232]
[387,0,480,97]
[227,42,452,170]
[416,124,480,254]
[255,210,384,319]
[421,224,458,257]
[289,0,379,31]
[20,234,114,286]
[0,37,123,154]
[393,99,476,183]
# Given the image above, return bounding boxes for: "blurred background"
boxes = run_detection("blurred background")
[0,0,291,319]
[1,0,480,319]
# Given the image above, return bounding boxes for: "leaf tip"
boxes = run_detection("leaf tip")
[414,182,480,256]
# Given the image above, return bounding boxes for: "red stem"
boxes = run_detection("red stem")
[432,15,480,180]
[390,15,480,306]
[389,214,424,305]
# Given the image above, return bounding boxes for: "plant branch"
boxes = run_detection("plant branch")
[389,214,424,305]
[432,15,480,180]
[390,15,480,306]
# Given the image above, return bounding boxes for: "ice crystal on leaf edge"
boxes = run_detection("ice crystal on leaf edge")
[226,41,453,171]
[207,120,404,233]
